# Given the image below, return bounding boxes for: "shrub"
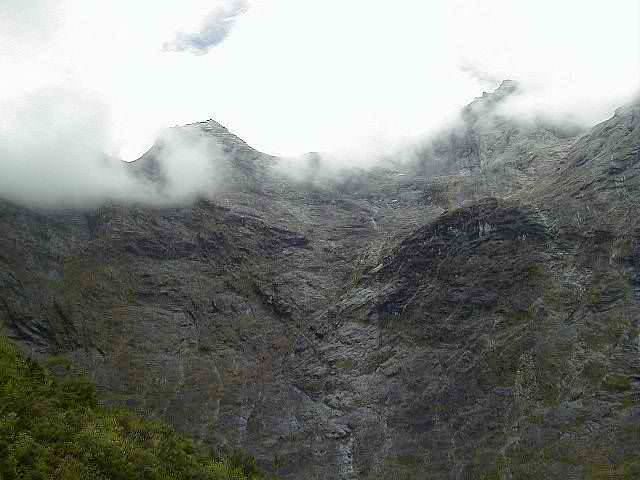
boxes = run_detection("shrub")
[0,337,270,480]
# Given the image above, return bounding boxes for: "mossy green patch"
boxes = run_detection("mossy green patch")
[334,358,356,371]
[0,336,271,480]
[363,350,394,374]
[602,373,632,392]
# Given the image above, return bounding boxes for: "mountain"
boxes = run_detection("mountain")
[1,82,639,479]
[129,119,276,193]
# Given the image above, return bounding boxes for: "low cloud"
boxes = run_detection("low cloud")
[0,88,137,208]
[459,63,501,91]
[0,88,224,209]
[162,0,249,55]
[135,128,223,202]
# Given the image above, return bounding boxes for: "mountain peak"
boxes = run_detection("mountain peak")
[462,79,519,120]
[178,118,231,135]
[497,78,518,91]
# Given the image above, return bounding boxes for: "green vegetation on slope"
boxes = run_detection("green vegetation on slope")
[0,337,267,480]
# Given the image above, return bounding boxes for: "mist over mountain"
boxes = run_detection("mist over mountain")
[2,78,634,211]
[1,78,639,479]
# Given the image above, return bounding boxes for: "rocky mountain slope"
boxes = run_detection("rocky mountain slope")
[1,82,639,479]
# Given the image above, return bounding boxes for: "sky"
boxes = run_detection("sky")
[1,0,639,164]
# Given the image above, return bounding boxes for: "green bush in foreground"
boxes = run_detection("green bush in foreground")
[0,337,266,480]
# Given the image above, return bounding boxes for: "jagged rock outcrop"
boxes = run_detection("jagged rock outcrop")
[413,80,583,199]
[1,85,639,479]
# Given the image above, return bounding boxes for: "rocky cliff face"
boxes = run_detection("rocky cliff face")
[1,83,639,479]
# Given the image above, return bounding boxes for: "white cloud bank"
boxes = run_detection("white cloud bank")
[0,88,224,208]
[0,0,638,207]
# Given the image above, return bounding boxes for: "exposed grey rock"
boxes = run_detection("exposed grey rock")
[1,85,639,478]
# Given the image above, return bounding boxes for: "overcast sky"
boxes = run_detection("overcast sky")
[1,0,639,161]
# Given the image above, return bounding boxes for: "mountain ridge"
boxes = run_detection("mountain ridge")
[1,83,639,479]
